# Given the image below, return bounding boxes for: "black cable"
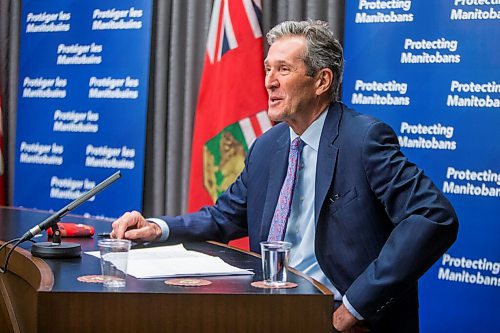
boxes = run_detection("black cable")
[0,238,20,273]
[0,238,19,253]
[2,239,24,273]
[0,238,35,274]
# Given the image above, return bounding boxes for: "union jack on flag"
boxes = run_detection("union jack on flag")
[206,0,263,63]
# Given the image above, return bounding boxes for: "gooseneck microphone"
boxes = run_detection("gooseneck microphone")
[22,171,122,259]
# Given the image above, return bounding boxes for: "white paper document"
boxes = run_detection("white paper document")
[86,244,254,278]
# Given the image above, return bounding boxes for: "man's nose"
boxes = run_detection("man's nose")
[265,71,279,90]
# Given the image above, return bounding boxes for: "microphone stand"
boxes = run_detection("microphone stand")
[31,220,82,258]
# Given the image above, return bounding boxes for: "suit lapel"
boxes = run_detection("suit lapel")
[260,130,289,240]
[259,102,344,238]
[314,103,342,223]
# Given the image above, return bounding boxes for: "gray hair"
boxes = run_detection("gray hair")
[266,20,344,101]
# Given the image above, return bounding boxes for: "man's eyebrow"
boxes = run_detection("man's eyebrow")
[263,59,293,66]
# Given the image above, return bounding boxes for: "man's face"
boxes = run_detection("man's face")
[264,36,317,125]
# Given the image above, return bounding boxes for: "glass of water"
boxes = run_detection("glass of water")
[98,239,131,288]
[260,241,291,287]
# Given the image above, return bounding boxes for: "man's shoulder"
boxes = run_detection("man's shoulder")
[340,103,383,128]
[339,103,396,135]
[244,121,287,165]
[254,121,288,143]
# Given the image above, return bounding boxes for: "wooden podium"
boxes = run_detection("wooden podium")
[0,207,333,332]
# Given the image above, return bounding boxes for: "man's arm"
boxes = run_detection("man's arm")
[111,141,257,244]
[160,141,257,243]
[345,121,458,320]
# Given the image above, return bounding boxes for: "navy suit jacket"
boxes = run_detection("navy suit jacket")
[164,102,458,332]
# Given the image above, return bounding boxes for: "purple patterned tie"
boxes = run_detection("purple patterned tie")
[268,137,304,241]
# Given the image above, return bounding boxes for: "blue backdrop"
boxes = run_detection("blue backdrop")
[343,1,499,332]
[15,0,153,219]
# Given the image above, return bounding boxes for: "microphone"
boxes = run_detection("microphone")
[24,171,121,259]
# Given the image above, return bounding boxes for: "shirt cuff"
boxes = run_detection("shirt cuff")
[342,295,364,321]
[146,218,170,242]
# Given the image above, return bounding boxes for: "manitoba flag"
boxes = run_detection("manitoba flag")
[188,0,270,249]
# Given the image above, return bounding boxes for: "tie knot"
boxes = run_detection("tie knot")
[291,137,303,152]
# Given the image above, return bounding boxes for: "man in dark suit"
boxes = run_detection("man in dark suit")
[112,20,458,332]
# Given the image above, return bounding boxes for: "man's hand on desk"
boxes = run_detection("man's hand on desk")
[111,210,162,242]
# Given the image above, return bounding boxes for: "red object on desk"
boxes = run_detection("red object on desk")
[46,222,95,237]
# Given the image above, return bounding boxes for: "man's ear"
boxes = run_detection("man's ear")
[315,68,333,96]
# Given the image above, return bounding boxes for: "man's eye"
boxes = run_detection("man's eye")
[280,66,290,73]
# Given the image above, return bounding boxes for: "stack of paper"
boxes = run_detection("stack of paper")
[86,244,254,278]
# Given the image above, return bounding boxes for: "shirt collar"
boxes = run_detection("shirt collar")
[289,108,328,152]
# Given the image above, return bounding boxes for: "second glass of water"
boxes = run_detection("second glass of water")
[260,241,291,287]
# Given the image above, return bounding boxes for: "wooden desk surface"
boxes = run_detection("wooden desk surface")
[0,207,334,332]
